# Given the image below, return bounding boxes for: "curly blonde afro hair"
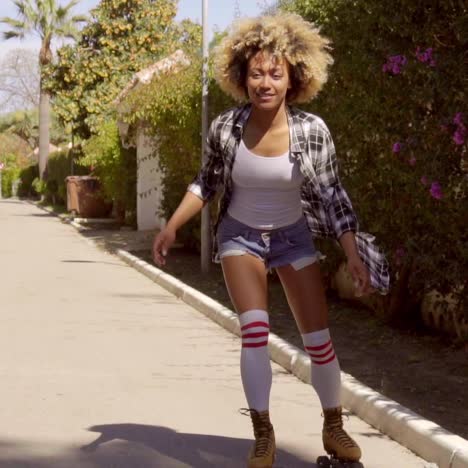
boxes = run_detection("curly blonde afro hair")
[213,13,334,104]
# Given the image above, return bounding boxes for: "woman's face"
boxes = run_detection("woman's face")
[245,51,291,110]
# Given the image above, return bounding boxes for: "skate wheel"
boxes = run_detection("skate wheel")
[316,455,332,467]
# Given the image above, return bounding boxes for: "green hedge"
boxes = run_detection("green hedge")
[46,147,89,204]
[17,164,39,198]
[1,166,21,198]
[280,0,467,319]
[79,119,136,224]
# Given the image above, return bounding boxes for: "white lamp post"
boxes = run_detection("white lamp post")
[0,162,4,199]
[200,0,211,272]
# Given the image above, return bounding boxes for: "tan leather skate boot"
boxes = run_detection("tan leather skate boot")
[241,409,276,468]
[322,406,361,462]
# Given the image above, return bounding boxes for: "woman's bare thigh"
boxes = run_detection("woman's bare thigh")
[275,262,329,333]
[221,254,268,314]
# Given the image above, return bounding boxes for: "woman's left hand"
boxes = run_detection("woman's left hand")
[346,255,373,297]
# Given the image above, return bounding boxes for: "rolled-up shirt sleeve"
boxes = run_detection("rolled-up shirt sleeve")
[315,124,359,240]
[187,118,224,203]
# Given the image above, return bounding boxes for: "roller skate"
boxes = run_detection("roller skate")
[240,408,276,468]
[316,406,364,468]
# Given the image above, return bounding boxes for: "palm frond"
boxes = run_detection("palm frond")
[54,25,80,41]
[63,0,81,13]
[17,0,40,32]
[0,17,27,30]
[70,14,88,24]
[2,0,88,49]
[12,0,29,17]
[2,30,25,40]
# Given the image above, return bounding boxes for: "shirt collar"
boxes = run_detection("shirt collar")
[233,103,305,155]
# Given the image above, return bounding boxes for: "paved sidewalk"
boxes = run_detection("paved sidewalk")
[0,199,429,467]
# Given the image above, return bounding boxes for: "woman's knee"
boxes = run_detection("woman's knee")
[276,263,329,333]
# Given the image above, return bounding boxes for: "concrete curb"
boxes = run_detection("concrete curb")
[115,249,468,468]
[29,200,468,468]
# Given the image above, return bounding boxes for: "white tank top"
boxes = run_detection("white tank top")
[227,139,304,229]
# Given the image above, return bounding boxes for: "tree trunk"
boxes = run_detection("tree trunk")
[38,80,50,180]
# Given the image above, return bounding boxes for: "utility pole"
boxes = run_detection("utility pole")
[0,162,3,198]
[201,0,211,272]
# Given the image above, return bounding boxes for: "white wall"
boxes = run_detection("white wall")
[136,125,166,231]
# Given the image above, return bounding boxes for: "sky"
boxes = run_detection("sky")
[0,0,271,62]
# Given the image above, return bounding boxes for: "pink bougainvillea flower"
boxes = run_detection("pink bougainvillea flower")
[453,112,463,126]
[392,142,402,153]
[430,182,443,200]
[453,128,466,145]
[421,176,429,186]
[383,55,407,75]
[416,47,435,65]
[0,162,4,170]
[409,156,417,166]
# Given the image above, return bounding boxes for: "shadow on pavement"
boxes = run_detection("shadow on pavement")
[81,423,313,467]
[0,424,315,467]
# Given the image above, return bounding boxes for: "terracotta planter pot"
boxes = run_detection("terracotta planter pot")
[66,176,112,218]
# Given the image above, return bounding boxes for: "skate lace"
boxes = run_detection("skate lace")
[239,408,273,457]
[323,411,357,448]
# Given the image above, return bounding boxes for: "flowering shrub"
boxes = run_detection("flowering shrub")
[282,0,467,321]
[119,2,466,327]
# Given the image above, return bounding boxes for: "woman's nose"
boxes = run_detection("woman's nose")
[259,76,272,89]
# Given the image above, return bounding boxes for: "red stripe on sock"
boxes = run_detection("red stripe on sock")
[242,331,269,339]
[307,346,334,359]
[305,339,331,351]
[312,353,336,365]
[242,341,268,348]
[241,321,269,331]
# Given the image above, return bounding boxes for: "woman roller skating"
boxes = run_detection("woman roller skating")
[153,13,389,467]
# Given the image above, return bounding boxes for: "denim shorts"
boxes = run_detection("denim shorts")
[216,213,323,270]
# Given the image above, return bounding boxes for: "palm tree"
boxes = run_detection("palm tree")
[1,0,87,179]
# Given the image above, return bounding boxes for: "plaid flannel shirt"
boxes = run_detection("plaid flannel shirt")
[188,104,390,294]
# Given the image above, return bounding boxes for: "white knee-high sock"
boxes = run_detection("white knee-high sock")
[302,328,341,409]
[239,309,272,412]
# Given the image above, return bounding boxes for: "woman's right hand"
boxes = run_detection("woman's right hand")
[152,226,176,266]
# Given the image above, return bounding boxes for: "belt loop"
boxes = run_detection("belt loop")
[261,231,271,248]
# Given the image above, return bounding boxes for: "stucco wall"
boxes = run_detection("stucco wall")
[136,125,166,231]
